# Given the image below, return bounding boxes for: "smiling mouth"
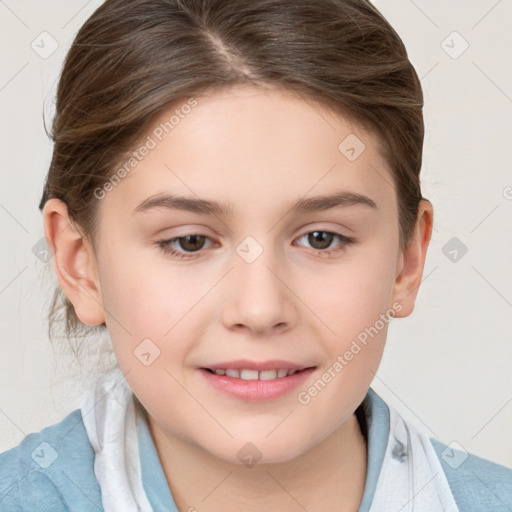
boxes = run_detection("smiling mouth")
[201,367,314,380]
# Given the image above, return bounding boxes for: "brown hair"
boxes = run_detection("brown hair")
[39,0,425,353]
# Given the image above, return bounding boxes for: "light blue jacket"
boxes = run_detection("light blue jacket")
[1,387,511,511]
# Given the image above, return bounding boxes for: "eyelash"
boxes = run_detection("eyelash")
[157,230,355,260]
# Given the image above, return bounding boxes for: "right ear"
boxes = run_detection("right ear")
[42,198,105,326]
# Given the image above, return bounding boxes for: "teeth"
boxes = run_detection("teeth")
[210,368,300,380]
[259,370,278,380]
[240,369,259,380]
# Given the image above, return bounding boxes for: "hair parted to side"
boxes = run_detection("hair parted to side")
[39,0,426,354]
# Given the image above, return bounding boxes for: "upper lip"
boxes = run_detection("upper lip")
[200,359,315,371]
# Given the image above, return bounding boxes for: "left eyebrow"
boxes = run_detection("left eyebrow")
[133,190,378,217]
[290,190,378,213]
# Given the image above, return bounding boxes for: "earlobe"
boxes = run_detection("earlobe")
[391,200,434,318]
[42,198,105,326]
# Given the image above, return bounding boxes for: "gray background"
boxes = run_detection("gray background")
[1,0,511,468]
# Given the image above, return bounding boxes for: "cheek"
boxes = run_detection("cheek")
[307,247,398,341]
[297,258,396,427]
[97,244,188,334]
[96,248,212,376]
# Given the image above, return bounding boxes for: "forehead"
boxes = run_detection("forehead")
[100,84,396,220]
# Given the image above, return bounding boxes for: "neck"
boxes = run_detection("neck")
[148,411,368,512]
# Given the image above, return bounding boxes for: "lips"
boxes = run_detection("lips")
[199,364,316,401]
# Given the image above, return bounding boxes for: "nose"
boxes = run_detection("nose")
[221,249,297,336]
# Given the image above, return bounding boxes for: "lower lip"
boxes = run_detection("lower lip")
[198,367,316,401]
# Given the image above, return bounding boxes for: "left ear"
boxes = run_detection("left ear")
[391,199,434,318]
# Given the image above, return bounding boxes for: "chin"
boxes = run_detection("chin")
[207,435,312,468]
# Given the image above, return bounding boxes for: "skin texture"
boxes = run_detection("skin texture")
[43,84,433,511]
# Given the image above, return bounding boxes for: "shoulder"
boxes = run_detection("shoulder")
[0,409,103,511]
[429,437,512,512]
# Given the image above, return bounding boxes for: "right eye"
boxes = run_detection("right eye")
[157,233,214,259]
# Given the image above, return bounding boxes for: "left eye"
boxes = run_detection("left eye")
[157,230,354,259]
[295,231,354,253]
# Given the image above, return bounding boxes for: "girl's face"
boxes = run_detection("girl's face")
[67,85,425,464]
